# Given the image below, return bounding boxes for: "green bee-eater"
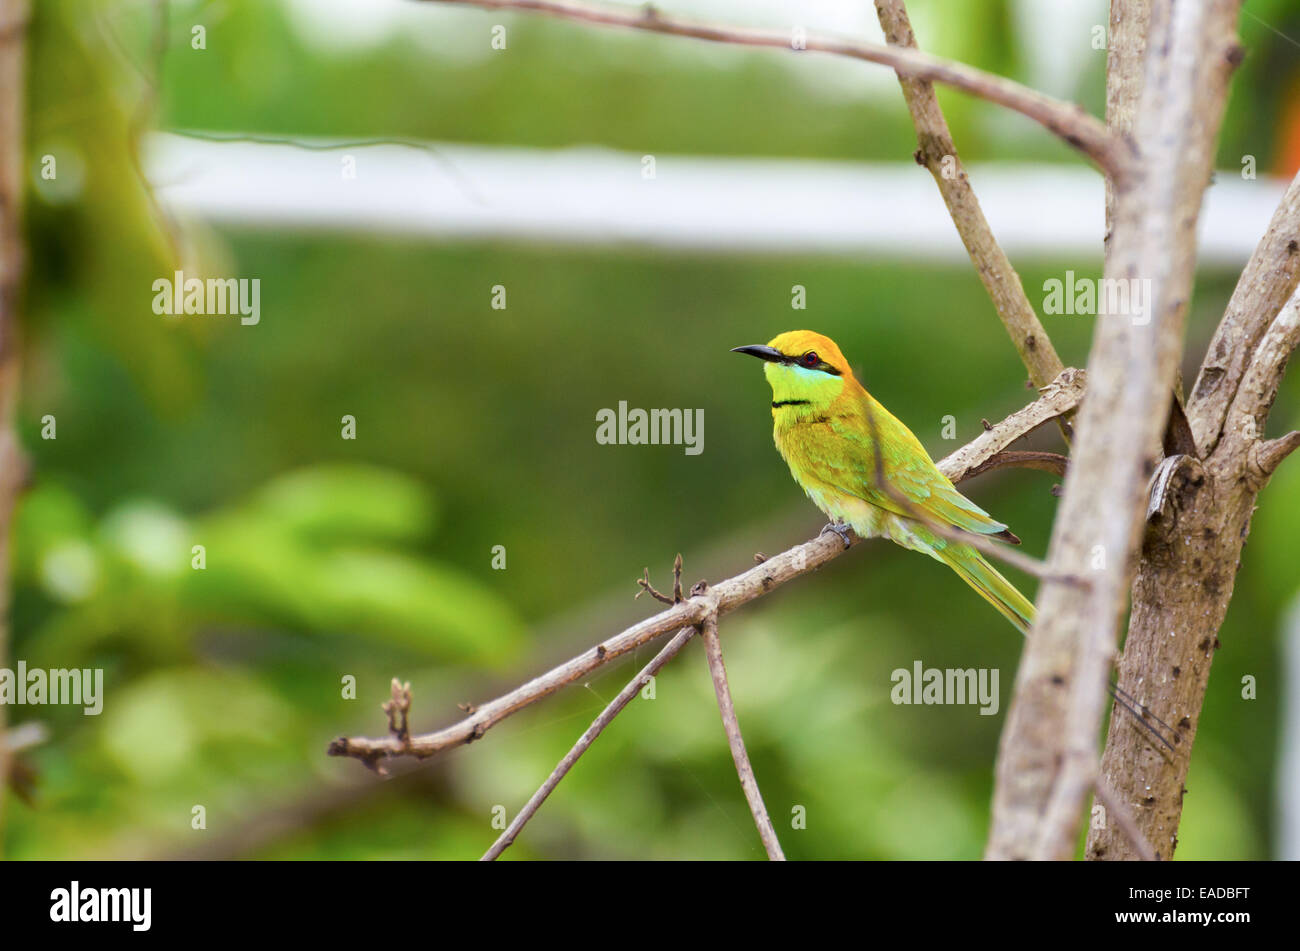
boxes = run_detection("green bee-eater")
[734,330,1176,748]
[733,329,1035,633]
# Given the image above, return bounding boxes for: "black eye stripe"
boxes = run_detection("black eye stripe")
[781,350,842,376]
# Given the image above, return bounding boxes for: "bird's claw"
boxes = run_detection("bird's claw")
[820,522,853,549]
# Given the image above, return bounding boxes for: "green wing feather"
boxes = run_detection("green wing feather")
[818,406,1011,539]
[824,403,1036,633]
[778,389,1035,636]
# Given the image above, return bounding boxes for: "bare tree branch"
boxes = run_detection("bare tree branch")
[481,622,698,860]
[1228,286,1300,471]
[699,610,784,860]
[329,369,1085,769]
[939,369,1085,483]
[414,0,1125,176]
[1189,169,1300,455]
[873,0,1066,392]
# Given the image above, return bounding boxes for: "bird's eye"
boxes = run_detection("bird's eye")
[802,351,819,367]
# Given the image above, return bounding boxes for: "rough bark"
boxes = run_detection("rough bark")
[1104,0,1150,239]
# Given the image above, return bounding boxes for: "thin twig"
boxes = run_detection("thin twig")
[414,0,1123,176]
[699,611,784,860]
[481,622,699,860]
[635,567,674,604]
[961,450,1068,481]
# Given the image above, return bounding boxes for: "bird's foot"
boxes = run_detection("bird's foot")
[820,522,853,549]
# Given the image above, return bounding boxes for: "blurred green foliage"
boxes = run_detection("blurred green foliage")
[4,0,1296,859]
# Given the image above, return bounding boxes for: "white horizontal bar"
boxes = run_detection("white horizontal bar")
[148,133,1284,268]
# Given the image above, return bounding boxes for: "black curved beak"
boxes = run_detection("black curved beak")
[731,345,785,364]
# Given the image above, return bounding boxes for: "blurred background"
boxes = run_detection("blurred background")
[5,0,1298,859]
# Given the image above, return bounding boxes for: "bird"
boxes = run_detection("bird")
[732,330,1176,748]
[732,329,1034,634]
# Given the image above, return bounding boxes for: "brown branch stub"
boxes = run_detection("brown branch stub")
[699,611,784,861]
[327,379,1086,770]
[325,735,392,776]
[1254,430,1300,477]
[383,679,413,744]
[416,0,1123,176]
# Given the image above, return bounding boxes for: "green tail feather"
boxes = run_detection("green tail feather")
[941,544,1035,635]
